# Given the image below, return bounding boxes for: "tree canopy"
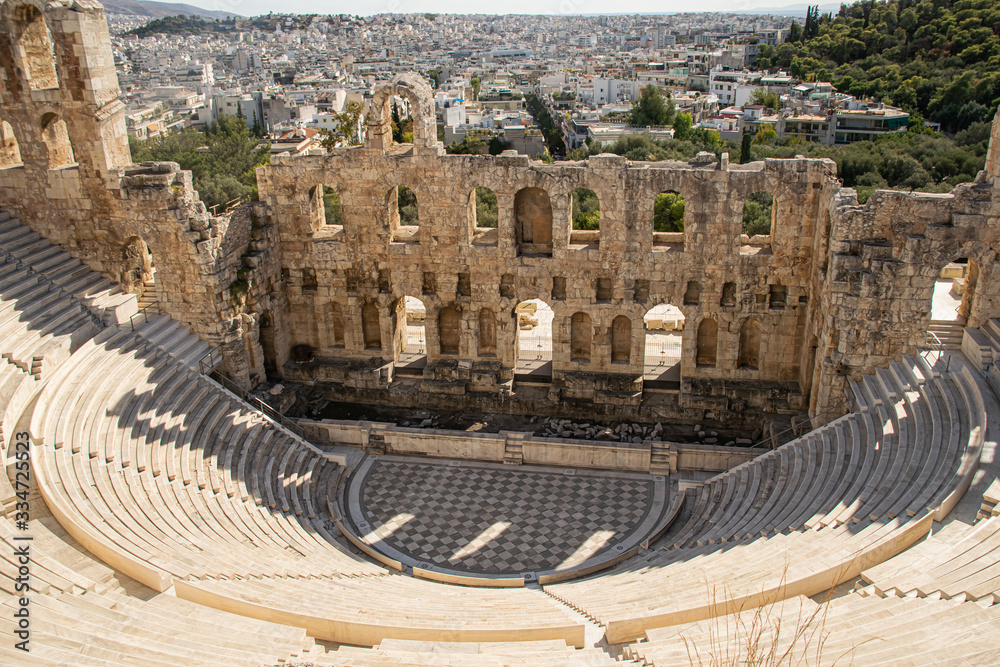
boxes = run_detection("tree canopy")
[627,84,676,126]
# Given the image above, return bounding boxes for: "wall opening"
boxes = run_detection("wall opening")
[40,113,75,168]
[738,317,762,369]
[398,185,418,225]
[13,4,59,90]
[397,295,426,372]
[478,308,497,356]
[683,280,701,305]
[742,191,774,243]
[438,305,461,355]
[315,185,342,228]
[570,187,600,248]
[612,315,632,364]
[119,236,153,295]
[570,311,592,362]
[0,121,22,167]
[721,281,737,307]
[259,311,277,375]
[696,318,718,367]
[928,258,978,347]
[514,187,553,257]
[653,190,685,249]
[362,302,382,351]
[470,186,498,245]
[514,299,553,380]
[643,303,685,389]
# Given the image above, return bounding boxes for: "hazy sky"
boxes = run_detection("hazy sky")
[174,0,803,19]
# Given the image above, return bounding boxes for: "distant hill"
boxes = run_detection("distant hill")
[745,3,842,18]
[102,0,242,20]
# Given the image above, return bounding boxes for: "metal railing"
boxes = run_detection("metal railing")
[753,400,849,450]
[923,330,951,373]
[128,301,157,331]
[196,348,303,437]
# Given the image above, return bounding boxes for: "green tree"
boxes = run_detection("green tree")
[397,185,418,225]
[753,124,777,145]
[571,188,600,229]
[742,191,773,236]
[320,101,365,149]
[323,186,342,225]
[488,136,509,155]
[653,192,685,232]
[740,132,753,164]
[672,112,693,141]
[471,77,481,101]
[474,187,498,227]
[627,84,675,126]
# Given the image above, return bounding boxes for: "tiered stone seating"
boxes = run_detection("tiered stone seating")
[285,638,625,666]
[545,353,986,643]
[861,511,1000,603]
[623,590,1000,665]
[27,309,586,646]
[0,213,136,326]
[0,514,317,666]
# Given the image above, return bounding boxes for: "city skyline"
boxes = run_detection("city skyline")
[152,0,830,19]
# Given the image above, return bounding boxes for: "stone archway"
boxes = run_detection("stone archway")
[366,72,441,152]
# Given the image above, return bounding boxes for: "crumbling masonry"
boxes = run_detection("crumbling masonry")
[2,3,999,429]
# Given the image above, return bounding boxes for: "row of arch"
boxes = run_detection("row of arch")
[339,301,763,371]
[308,184,774,247]
[0,115,77,169]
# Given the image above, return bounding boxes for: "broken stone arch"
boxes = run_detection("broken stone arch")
[366,72,441,152]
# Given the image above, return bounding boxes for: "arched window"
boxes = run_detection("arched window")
[40,113,74,168]
[397,185,418,226]
[571,311,592,362]
[738,318,761,369]
[362,303,381,350]
[14,4,59,90]
[697,318,718,367]
[0,121,22,167]
[743,191,774,238]
[479,308,497,356]
[438,305,460,355]
[514,187,552,256]
[612,315,631,363]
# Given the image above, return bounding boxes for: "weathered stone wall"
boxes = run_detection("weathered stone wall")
[0,0,257,387]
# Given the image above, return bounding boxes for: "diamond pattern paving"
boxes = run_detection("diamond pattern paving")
[358,459,654,575]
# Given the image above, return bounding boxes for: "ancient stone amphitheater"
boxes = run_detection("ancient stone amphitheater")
[3,1,1000,665]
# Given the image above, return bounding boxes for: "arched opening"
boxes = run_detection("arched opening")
[742,191,774,241]
[13,4,59,90]
[653,190,685,249]
[696,318,718,367]
[119,236,153,296]
[438,305,461,355]
[259,311,277,375]
[396,296,426,373]
[612,315,632,364]
[570,312,592,362]
[478,308,497,356]
[514,299,553,381]
[470,186,498,246]
[643,303,685,389]
[0,121,22,167]
[570,187,600,248]
[310,185,341,229]
[362,302,382,351]
[397,185,418,226]
[514,187,553,257]
[929,258,977,348]
[738,318,762,370]
[40,113,75,168]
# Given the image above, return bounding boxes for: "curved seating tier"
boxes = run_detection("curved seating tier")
[289,639,625,666]
[0,515,317,666]
[28,318,587,647]
[623,590,1000,666]
[862,511,1000,603]
[545,353,986,644]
